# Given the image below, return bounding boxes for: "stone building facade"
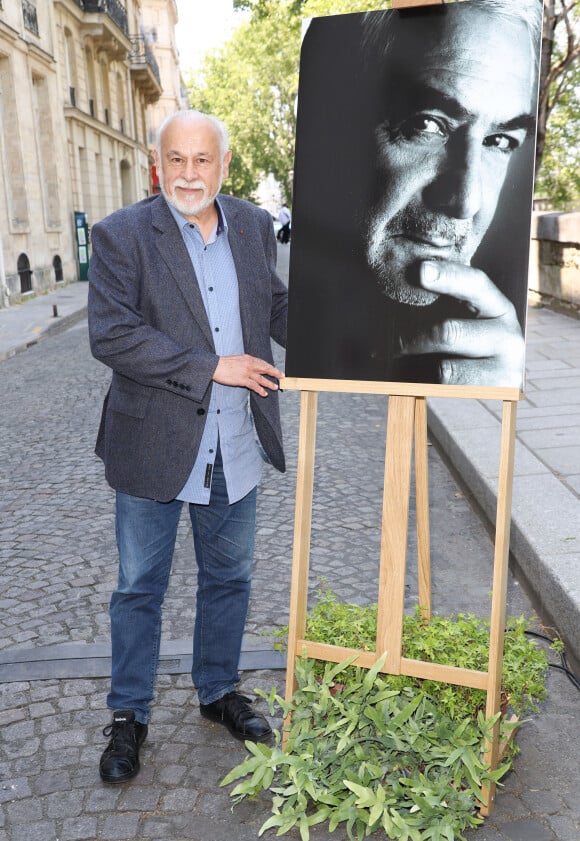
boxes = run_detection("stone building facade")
[0,0,183,308]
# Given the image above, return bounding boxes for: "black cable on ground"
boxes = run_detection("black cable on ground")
[524,629,580,692]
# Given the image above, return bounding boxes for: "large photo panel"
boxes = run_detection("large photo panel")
[285,1,542,388]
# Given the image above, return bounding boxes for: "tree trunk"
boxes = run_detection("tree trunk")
[537,0,556,176]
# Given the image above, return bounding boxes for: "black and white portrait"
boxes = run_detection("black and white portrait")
[285,0,542,388]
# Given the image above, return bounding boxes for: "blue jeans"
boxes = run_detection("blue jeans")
[107,452,257,724]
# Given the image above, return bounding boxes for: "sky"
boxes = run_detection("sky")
[174,0,239,75]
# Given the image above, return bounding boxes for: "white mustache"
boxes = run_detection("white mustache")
[174,179,206,191]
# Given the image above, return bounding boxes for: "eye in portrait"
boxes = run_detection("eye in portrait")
[285,0,542,388]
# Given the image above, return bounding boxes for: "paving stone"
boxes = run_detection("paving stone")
[100,813,141,839]
[0,711,26,728]
[5,799,42,825]
[501,819,556,840]
[32,770,72,796]
[117,786,162,812]
[0,771,32,803]
[547,815,580,840]
[60,816,98,840]
[160,787,199,812]
[11,821,57,841]
[85,787,121,812]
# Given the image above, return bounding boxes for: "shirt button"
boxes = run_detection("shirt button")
[214,327,220,332]
[208,286,214,292]
[216,409,221,414]
[197,408,205,416]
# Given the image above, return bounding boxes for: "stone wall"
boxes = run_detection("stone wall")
[530,211,580,309]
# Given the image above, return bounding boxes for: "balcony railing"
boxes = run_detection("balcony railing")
[129,35,161,87]
[22,0,39,36]
[73,0,128,37]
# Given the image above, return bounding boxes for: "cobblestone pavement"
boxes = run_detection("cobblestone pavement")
[1,310,579,839]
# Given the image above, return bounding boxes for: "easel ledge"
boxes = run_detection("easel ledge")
[280,376,522,403]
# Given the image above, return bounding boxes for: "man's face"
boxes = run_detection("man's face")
[366,7,536,306]
[155,117,231,221]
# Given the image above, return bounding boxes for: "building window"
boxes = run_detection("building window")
[22,0,39,36]
[18,253,33,293]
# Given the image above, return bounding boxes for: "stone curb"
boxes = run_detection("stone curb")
[428,396,580,666]
[0,303,88,362]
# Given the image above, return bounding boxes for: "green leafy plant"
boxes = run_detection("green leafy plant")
[224,589,551,840]
[273,586,549,721]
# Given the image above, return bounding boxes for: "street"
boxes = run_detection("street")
[0,307,579,840]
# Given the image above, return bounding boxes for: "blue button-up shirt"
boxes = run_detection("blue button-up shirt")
[168,200,262,505]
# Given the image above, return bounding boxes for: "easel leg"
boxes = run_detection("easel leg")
[377,395,416,673]
[414,397,431,621]
[284,390,318,740]
[481,399,518,815]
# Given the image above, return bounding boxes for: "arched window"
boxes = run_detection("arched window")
[18,253,33,293]
[53,255,63,282]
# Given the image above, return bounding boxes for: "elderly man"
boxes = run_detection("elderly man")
[364,0,541,386]
[88,110,287,783]
[286,0,541,388]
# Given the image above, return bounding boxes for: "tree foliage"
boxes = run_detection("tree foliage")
[535,0,580,208]
[188,1,301,200]
[189,0,580,209]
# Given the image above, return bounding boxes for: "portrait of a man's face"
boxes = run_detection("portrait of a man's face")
[285,1,542,388]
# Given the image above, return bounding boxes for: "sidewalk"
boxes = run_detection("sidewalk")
[0,282,89,362]
[1,273,579,669]
[428,303,580,665]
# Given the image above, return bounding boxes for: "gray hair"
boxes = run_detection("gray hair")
[363,0,542,71]
[155,110,230,160]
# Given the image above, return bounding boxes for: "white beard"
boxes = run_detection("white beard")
[161,175,222,219]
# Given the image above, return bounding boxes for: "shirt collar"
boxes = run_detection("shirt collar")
[165,195,228,239]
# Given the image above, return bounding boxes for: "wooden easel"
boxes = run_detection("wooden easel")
[280,378,520,815]
[281,0,525,815]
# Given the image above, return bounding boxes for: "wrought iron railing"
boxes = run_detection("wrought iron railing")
[76,0,128,37]
[129,35,161,87]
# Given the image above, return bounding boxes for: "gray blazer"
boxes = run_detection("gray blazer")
[88,193,287,502]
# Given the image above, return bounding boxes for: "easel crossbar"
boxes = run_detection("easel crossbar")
[297,640,490,690]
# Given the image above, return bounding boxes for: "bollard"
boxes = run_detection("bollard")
[52,304,59,318]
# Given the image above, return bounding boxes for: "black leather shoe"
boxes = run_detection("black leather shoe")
[200,692,273,743]
[99,709,148,783]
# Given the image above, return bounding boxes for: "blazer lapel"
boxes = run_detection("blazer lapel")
[150,197,214,348]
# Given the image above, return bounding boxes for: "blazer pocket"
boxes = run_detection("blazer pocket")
[109,377,152,419]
